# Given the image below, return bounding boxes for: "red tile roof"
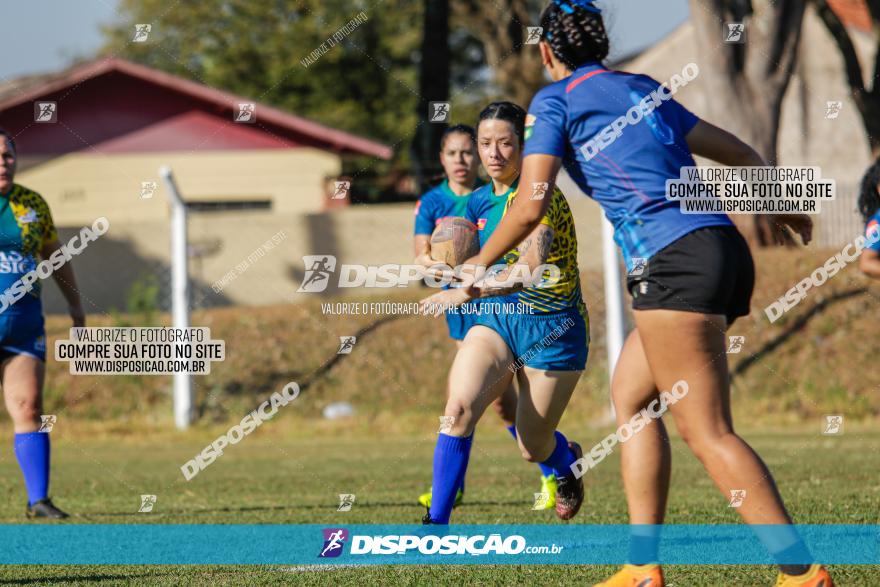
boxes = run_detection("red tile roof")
[0,58,392,159]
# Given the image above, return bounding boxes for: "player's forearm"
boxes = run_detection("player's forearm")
[473,278,524,299]
[475,214,538,266]
[725,145,765,167]
[51,262,83,309]
[477,154,559,265]
[687,120,766,167]
[859,253,880,279]
[414,235,431,260]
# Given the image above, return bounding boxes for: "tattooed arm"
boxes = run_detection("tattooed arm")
[419,223,555,315]
[470,223,554,298]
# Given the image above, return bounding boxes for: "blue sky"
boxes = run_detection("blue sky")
[0,0,689,80]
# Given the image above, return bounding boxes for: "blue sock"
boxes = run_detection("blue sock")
[540,431,577,479]
[629,525,661,564]
[507,425,555,478]
[429,433,473,524]
[14,432,51,506]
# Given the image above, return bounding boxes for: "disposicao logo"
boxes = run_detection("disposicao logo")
[319,528,349,558]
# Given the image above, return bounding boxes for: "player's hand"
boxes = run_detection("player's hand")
[69,304,85,327]
[420,287,473,317]
[457,256,487,288]
[762,214,813,246]
[415,253,454,281]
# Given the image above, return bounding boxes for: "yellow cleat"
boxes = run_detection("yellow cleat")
[594,564,664,587]
[532,475,557,510]
[774,564,834,587]
[417,487,463,509]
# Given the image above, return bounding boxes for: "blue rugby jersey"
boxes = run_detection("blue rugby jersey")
[866,211,880,253]
[524,61,732,270]
[0,184,57,316]
[465,180,515,247]
[413,180,472,236]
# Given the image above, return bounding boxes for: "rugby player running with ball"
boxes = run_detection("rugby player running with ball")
[413,124,559,510]
[420,101,588,525]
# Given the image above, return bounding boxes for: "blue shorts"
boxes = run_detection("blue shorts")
[0,308,47,362]
[476,303,588,371]
[445,303,475,341]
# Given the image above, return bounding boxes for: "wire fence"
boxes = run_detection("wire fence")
[814,181,863,248]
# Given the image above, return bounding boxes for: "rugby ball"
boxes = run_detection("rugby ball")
[430,217,479,267]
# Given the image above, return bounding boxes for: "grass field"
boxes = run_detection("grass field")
[0,427,877,585]
[0,248,878,585]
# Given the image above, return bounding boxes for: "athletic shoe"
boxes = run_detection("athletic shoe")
[554,441,584,520]
[26,498,69,519]
[422,511,440,525]
[594,564,665,586]
[417,487,463,509]
[774,564,834,586]
[534,474,557,510]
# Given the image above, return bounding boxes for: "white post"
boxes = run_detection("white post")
[602,217,626,417]
[159,166,193,430]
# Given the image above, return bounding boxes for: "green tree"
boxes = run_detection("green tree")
[452,0,547,108]
[690,0,807,245]
[810,0,880,159]
[102,0,422,153]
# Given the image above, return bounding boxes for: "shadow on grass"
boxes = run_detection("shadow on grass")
[731,287,867,380]
[77,501,525,519]
[69,499,527,518]
[208,313,404,406]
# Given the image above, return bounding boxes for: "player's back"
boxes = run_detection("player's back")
[526,64,731,267]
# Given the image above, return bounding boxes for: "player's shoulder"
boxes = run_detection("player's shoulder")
[418,182,449,205]
[550,186,569,206]
[467,183,493,207]
[10,183,46,202]
[530,79,567,112]
[470,182,493,199]
[417,184,440,201]
[10,183,50,211]
[547,187,573,218]
[415,185,442,218]
[867,210,880,234]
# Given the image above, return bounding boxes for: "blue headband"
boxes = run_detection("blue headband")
[554,0,601,15]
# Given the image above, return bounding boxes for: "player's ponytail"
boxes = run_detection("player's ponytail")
[477,102,527,145]
[540,0,609,70]
[858,159,880,222]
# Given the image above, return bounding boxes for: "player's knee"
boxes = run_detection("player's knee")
[517,432,554,463]
[443,399,475,435]
[491,397,515,425]
[680,425,730,461]
[611,385,653,420]
[8,397,40,424]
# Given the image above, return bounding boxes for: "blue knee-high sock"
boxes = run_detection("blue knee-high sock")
[460,431,473,494]
[429,433,473,523]
[507,425,555,478]
[540,431,577,479]
[629,525,661,564]
[14,432,51,506]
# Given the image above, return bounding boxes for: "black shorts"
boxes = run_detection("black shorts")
[627,226,754,325]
